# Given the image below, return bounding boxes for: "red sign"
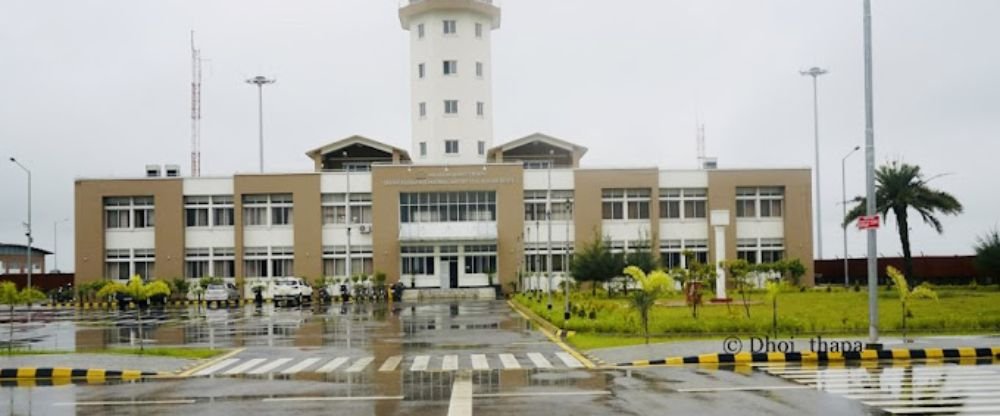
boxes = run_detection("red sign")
[857,215,881,230]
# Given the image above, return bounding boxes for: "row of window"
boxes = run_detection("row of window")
[400,191,497,223]
[524,190,574,221]
[418,140,487,158]
[401,245,497,275]
[418,100,486,118]
[105,197,155,229]
[600,187,784,221]
[418,61,484,79]
[416,20,484,39]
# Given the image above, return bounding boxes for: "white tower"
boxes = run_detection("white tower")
[400,0,501,164]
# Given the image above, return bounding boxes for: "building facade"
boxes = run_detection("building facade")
[73,0,814,295]
[0,243,50,275]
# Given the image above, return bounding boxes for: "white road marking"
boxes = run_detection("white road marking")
[884,405,1000,414]
[828,384,1000,394]
[379,356,403,372]
[865,398,1000,407]
[281,357,321,374]
[447,375,473,416]
[223,358,268,375]
[844,391,1000,400]
[54,400,197,406]
[262,396,404,403]
[527,353,552,369]
[316,357,350,373]
[555,352,584,369]
[442,355,459,371]
[812,379,1000,388]
[474,391,612,398]
[471,354,489,370]
[346,357,374,373]
[411,355,431,372]
[677,386,814,393]
[499,354,521,370]
[194,358,240,376]
[247,358,293,375]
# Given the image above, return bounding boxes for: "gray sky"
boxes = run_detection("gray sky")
[2,0,998,272]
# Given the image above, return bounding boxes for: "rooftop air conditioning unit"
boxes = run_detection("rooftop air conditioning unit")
[165,164,181,177]
[145,165,161,178]
[359,224,373,234]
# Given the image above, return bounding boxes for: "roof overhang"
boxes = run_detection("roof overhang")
[305,135,411,161]
[488,132,588,159]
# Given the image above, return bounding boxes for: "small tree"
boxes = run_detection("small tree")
[622,266,674,344]
[723,259,753,318]
[974,228,1000,285]
[624,234,657,296]
[170,278,190,301]
[0,282,46,355]
[673,252,715,318]
[786,259,806,286]
[571,232,623,296]
[97,276,171,352]
[886,266,938,341]
[765,280,791,336]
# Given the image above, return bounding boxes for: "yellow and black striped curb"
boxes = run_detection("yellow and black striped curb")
[615,347,1000,367]
[0,368,161,382]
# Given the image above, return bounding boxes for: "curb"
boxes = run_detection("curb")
[507,300,599,369]
[176,347,244,377]
[0,367,161,382]
[614,347,1000,367]
[41,300,258,309]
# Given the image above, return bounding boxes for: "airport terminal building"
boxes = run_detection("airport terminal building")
[74,0,814,294]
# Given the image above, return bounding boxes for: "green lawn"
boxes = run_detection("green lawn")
[515,286,1000,349]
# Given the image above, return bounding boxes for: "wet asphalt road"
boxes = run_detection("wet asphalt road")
[3,301,998,415]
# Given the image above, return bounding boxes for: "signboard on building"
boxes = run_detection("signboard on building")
[857,215,881,230]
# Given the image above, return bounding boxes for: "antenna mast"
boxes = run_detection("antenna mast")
[696,120,706,168]
[190,31,202,177]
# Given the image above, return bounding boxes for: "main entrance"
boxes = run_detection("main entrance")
[439,256,459,288]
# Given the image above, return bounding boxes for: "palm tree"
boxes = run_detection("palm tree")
[844,161,963,282]
[97,276,171,352]
[622,266,674,344]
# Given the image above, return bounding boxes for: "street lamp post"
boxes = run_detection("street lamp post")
[842,146,861,287]
[863,0,880,346]
[246,76,276,173]
[563,199,573,322]
[546,150,554,311]
[53,218,69,273]
[344,151,352,282]
[800,66,829,260]
[10,157,32,290]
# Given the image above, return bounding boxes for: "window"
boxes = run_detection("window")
[445,140,459,154]
[524,190,574,221]
[602,188,650,220]
[418,63,425,79]
[104,197,154,229]
[443,20,456,35]
[476,102,484,117]
[761,239,785,263]
[323,246,347,277]
[212,196,234,226]
[133,249,155,280]
[417,23,425,39]
[184,196,210,227]
[184,248,210,278]
[475,22,483,38]
[659,189,681,219]
[349,193,373,224]
[322,193,373,225]
[242,194,292,226]
[660,239,708,269]
[212,247,235,278]
[105,249,132,280]
[476,62,483,77]
[523,160,551,170]
[660,188,707,219]
[419,102,427,118]
[420,142,427,157]
[244,246,293,278]
[736,187,784,218]
[401,246,435,275]
[477,141,485,156]
[444,100,458,114]
[464,244,497,274]
[400,191,497,223]
[443,60,458,75]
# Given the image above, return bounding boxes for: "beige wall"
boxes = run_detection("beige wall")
[573,169,661,250]
[233,174,322,284]
[371,164,524,289]
[707,169,814,285]
[74,179,184,284]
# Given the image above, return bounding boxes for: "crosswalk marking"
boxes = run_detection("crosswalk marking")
[499,354,521,370]
[864,398,1000,407]
[411,355,431,372]
[281,357,321,374]
[194,358,240,376]
[442,355,459,371]
[471,354,489,370]
[248,358,293,375]
[555,352,584,369]
[527,353,552,369]
[884,405,1000,414]
[346,357,374,373]
[317,357,350,373]
[223,358,268,375]
[379,356,403,372]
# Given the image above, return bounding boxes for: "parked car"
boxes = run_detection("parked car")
[203,284,230,302]
[272,277,312,306]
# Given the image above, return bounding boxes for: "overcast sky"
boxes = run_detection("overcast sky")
[2,0,998,272]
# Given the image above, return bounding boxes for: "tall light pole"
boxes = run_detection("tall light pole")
[546,150,554,311]
[563,199,572,322]
[53,218,69,273]
[800,66,828,260]
[343,151,352,282]
[842,146,861,287]
[863,0,880,346]
[10,158,32,290]
[246,76,276,173]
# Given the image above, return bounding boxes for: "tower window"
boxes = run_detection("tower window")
[418,63,425,79]
[445,140,459,154]
[443,20,456,35]
[478,141,485,156]
[476,62,483,78]
[475,23,483,38]
[418,23,425,39]
[419,142,427,157]
[419,102,427,118]
[476,102,484,117]
[443,60,458,75]
[444,100,459,114]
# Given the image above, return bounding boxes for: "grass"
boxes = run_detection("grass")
[98,347,226,360]
[1,349,74,356]
[516,285,1000,349]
